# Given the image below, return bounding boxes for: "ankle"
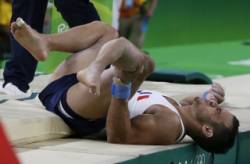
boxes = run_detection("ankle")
[41,34,51,52]
[91,62,105,73]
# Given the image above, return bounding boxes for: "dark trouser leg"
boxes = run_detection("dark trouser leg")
[129,15,144,48]
[119,17,131,39]
[54,0,100,27]
[3,0,48,92]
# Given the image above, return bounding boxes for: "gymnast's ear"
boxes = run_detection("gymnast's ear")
[201,124,213,138]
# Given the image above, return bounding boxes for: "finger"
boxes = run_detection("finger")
[204,92,215,101]
[212,83,225,96]
[213,92,224,103]
[10,22,19,34]
[213,92,223,99]
[16,17,25,27]
[212,88,225,98]
[213,84,224,93]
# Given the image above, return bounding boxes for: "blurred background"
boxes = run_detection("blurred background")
[0,0,250,79]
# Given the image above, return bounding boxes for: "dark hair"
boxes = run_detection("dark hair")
[193,116,239,154]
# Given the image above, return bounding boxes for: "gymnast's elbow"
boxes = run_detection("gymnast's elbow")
[107,135,128,144]
[107,133,133,144]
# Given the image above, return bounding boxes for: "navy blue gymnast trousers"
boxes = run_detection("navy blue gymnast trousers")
[39,74,106,137]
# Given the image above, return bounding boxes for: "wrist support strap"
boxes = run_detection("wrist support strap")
[201,91,209,101]
[111,82,132,100]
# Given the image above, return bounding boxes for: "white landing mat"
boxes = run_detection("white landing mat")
[0,73,249,163]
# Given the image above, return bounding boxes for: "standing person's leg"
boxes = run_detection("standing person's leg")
[129,15,144,48]
[54,0,100,27]
[119,17,131,39]
[2,0,48,93]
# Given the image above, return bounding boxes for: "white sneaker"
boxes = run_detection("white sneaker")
[0,82,31,98]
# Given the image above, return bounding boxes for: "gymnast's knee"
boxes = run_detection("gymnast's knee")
[142,54,155,76]
[91,21,118,40]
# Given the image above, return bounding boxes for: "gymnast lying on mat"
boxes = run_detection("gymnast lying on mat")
[11,18,239,153]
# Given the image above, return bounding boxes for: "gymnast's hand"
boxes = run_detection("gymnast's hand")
[203,82,225,106]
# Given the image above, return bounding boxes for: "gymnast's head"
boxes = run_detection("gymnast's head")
[189,97,239,153]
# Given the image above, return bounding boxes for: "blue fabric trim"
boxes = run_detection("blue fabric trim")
[202,91,209,101]
[111,82,131,100]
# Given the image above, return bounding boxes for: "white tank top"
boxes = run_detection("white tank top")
[128,90,185,143]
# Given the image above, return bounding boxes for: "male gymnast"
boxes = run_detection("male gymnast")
[11,18,239,153]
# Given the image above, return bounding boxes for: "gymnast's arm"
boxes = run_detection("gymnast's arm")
[180,82,225,106]
[106,98,179,145]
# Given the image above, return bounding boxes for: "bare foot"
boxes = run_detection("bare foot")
[77,65,102,96]
[11,17,48,61]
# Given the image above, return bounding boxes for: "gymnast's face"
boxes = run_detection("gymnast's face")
[192,97,233,128]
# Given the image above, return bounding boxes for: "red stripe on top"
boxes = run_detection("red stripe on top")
[137,95,150,101]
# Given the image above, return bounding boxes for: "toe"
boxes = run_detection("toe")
[11,22,19,34]
[16,17,26,27]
